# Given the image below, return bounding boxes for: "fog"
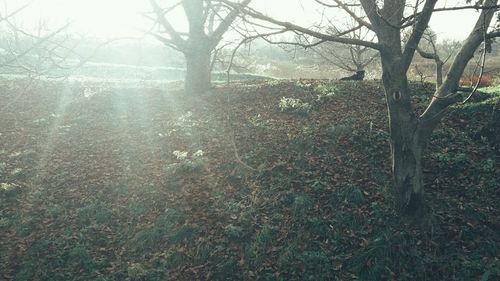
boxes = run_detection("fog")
[1,0,481,41]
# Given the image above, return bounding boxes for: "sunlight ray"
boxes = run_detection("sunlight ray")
[35,84,75,178]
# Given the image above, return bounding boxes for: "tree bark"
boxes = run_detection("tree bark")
[391,126,425,216]
[435,60,443,89]
[380,51,425,215]
[184,46,212,95]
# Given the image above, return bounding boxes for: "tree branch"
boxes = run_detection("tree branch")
[0,2,32,23]
[2,21,72,66]
[420,0,498,130]
[227,2,381,50]
[402,0,438,71]
[210,0,252,48]
[330,0,373,30]
[149,0,187,50]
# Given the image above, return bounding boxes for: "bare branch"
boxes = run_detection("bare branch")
[149,0,187,49]
[0,1,32,23]
[330,0,373,30]
[359,0,384,28]
[463,16,489,103]
[487,30,500,38]
[420,0,499,128]
[225,1,381,50]
[402,0,438,71]
[2,21,72,66]
[432,4,500,12]
[210,0,252,48]
[225,29,288,83]
[313,0,360,8]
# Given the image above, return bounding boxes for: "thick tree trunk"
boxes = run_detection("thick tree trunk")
[184,47,212,95]
[183,0,211,94]
[381,53,426,215]
[391,127,425,215]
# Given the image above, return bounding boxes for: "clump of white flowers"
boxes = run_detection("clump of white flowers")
[315,83,337,103]
[279,97,312,114]
[173,150,188,160]
[83,88,96,98]
[172,150,204,160]
[165,149,206,176]
[193,150,204,157]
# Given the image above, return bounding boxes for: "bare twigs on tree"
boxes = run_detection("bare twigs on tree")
[230,0,500,215]
[147,0,252,93]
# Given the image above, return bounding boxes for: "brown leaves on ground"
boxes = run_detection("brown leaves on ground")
[0,79,498,281]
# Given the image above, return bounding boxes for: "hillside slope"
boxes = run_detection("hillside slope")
[0,79,498,281]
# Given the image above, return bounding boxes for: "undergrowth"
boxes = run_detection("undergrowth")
[0,79,498,281]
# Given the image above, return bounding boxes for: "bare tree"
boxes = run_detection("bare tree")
[0,3,118,79]
[0,4,73,76]
[227,0,500,216]
[415,28,459,89]
[148,0,251,94]
[0,21,76,76]
[311,23,378,74]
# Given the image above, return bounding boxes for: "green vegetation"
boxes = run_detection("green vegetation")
[164,149,206,176]
[279,97,312,114]
[0,79,498,280]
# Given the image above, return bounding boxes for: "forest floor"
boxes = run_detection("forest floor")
[0,79,499,281]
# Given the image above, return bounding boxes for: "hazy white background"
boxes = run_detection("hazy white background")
[0,0,483,41]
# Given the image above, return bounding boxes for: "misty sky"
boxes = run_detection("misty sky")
[0,0,484,42]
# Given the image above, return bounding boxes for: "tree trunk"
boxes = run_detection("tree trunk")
[391,126,425,215]
[381,53,426,215]
[435,60,443,89]
[184,46,212,95]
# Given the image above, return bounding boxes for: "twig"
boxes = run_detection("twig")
[225,91,256,171]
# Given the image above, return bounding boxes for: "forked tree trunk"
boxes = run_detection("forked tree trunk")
[381,53,426,215]
[184,46,212,95]
[376,0,497,216]
[151,0,253,95]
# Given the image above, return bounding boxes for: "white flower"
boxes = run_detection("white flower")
[83,88,95,98]
[193,150,204,157]
[173,150,188,160]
